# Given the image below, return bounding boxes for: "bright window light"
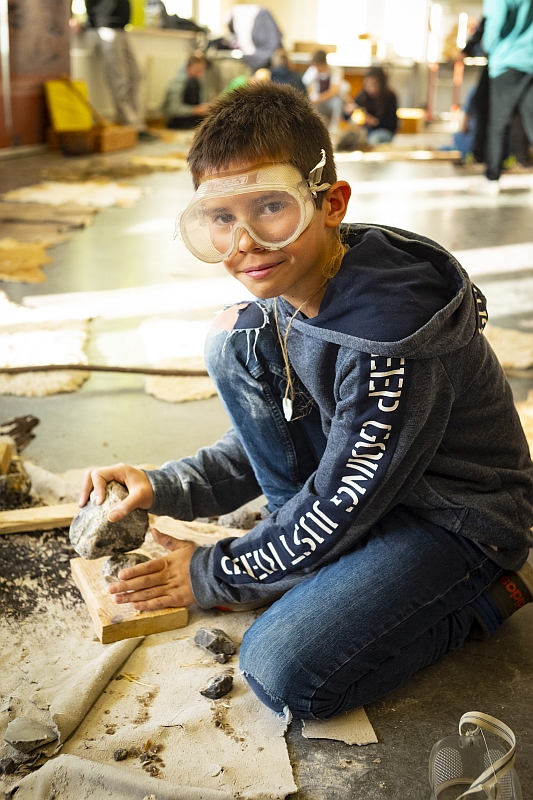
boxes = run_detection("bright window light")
[198,0,220,33]
[71,0,86,14]
[429,3,442,33]
[383,0,427,61]
[162,0,192,18]
[316,0,369,65]
[427,2,442,62]
[456,12,468,49]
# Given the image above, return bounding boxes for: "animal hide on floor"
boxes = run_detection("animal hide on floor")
[484,324,533,369]
[3,182,146,209]
[130,152,188,171]
[0,201,97,228]
[138,319,216,403]
[0,222,69,245]
[515,391,533,456]
[0,292,90,396]
[0,238,54,283]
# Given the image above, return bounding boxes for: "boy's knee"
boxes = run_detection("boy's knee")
[240,622,313,717]
[211,302,251,332]
[210,300,269,333]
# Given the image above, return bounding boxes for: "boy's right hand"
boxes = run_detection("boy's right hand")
[79,463,154,523]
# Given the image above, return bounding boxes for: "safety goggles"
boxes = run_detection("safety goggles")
[177,152,331,263]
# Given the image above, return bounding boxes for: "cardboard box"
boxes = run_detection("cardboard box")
[95,125,137,152]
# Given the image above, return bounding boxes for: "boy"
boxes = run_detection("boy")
[81,83,533,720]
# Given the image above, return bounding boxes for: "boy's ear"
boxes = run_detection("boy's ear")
[324,181,351,229]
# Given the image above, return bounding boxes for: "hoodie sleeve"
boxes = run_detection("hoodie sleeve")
[145,428,262,520]
[187,351,459,609]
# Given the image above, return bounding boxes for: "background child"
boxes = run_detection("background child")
[344,66,398,145]
[81,83,533,720]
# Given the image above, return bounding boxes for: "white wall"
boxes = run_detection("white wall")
[215,0,483,60]
[218,0,317,50]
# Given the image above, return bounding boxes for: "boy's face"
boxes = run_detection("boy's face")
[201,161,344,310]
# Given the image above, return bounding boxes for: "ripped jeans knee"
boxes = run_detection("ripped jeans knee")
[204,300,272,380]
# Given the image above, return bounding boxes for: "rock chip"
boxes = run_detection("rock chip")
[0,758,16,775]
[4,717,57,754]
[200,673,233,699]
[102,552,150,583]
[217,507,257,530]
[113,748,128,761]
[193,628,237,663]
[69,481,149,559]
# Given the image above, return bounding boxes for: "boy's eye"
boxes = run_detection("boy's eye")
[211,212,235,226]
[260,201,285,215]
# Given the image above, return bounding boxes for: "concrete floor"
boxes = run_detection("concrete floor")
[1,139,533,798]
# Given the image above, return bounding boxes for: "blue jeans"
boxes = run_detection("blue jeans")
[367,127,394,145]
[205,302,503,718]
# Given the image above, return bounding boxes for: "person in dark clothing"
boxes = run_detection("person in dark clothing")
[461,16,531,169]
[163,54,210,129]
[347,66,398,145]
[270,49,306,93]
[85,0,154,138]
[227,5,282,72]
[80,84,533,721]
[482,0,533,189]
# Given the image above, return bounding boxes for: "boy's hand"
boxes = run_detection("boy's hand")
[79,463,154,522]
[108,532,196,609]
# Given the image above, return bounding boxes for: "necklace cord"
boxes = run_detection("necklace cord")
[273,237,347,422]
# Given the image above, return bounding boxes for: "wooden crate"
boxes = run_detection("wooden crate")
[95,125,137,152]
[397,108,426,134]
[71,554,188,644]
[47,125,137,153]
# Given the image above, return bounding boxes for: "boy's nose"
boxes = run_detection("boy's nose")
[236,226,264,253]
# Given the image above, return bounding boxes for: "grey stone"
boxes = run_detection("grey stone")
[217,507,257,530]
[193,628,237,663]
[69,481,149,559]
[4,717,57,754]
[0,758,16,775]
[102,552,150,583]
[200,673,233,699]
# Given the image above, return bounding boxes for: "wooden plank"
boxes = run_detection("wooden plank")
[70,555,188,644]
[0,442,12,475]
[149,515,249,546]
[0,502,79,534]
[0,505,248,539]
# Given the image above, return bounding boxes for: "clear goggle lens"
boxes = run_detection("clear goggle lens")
[177,162,329,263]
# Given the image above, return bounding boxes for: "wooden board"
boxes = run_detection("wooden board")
[70,554,188,644]
[0,505,248,540]
[0,442,11,475]
[0,502,79,533]
[149,515,248,546]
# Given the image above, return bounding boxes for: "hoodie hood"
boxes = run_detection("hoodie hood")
[299,223,486,359]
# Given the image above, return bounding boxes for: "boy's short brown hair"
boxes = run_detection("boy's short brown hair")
[187,83,337,205]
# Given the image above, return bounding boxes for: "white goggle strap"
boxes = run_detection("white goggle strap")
[307,149,332,197]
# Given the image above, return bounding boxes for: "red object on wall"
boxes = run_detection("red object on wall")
[0,0,71,148]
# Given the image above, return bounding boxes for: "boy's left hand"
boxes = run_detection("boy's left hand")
[108,531,196,609]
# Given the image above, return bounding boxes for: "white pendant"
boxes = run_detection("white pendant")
[282,397,293,422]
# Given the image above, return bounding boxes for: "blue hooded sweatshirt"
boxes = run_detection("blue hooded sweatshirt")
[483,0,533,77]
[146,224,533,609]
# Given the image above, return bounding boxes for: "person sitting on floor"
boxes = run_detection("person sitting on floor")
[345,66,398,146]
[302,49,344,131]
[81,83,533,722]
[163,54,210,130]
[270,49,306,93]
